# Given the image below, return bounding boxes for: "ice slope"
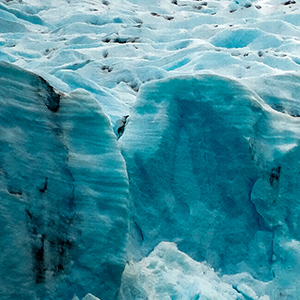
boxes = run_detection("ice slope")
[0,61,129,300]
[2,0,300,299]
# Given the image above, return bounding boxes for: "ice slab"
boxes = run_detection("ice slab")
[0,62,129,300]
[119,75,300,298]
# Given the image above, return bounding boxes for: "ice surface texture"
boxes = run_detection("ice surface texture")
[2,0,300,299]
[0,62,129,300]
[2,0,300,125]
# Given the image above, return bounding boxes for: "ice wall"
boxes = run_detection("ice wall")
[0,62,129,300]
[119,74,300,298]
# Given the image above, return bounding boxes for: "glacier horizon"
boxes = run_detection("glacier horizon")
[2,0,300,299]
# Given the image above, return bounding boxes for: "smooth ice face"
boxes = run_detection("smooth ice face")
[119,74,300,297]
[0,62,129,300]
[120,75,264,275]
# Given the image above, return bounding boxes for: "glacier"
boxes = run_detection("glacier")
[1,0,300,299]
